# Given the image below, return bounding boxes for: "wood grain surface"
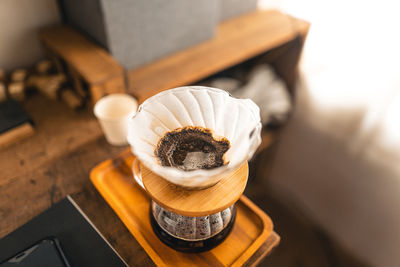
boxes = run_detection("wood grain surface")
[128,9,310,103]
[90,150,278,266]
[40,26,126,102]
[141,161,248,217]
[0,122,34,149]
[40,26,123,85]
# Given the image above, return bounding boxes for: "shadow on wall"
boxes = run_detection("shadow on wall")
[0,0,60,71]
[265,77,400,267]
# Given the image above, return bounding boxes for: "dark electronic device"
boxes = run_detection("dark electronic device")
[0,196,127,267]
[0,238,70,267]
[0,99,34,148]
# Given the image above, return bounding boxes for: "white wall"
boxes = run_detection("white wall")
[259,0,400,266]
[0,0,60,71]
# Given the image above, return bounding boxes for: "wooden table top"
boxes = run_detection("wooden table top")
[0,95,277,266]
[40,25,124,85]
[0,95,150,265]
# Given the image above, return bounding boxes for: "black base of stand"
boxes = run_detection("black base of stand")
[150,207,236,253]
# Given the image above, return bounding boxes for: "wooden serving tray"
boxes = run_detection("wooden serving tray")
[90,150,280,266]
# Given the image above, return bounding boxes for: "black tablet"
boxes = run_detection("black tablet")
[0,238,70,267]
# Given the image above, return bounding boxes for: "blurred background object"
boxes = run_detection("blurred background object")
[59,0,220,69]
[220,0,258,21]
[0,99,34,148]
[209,64,292,127]
[0,0,60,71]
[258,0,400,266]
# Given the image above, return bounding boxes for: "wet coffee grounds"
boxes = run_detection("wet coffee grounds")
[155,126,230,171]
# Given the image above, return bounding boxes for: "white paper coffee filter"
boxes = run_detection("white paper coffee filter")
[127,86,261,188]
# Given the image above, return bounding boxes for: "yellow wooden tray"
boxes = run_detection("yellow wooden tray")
[90,149,279,266]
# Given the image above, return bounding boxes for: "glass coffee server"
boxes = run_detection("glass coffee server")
[133,159,249,252]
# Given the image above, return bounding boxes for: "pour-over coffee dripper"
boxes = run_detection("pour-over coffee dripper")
[128,86,261,252]
[128,86,261,189]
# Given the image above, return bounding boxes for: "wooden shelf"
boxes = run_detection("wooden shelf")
[38,9,309,155]
[128,9,310,102]
[40,26,126,102]
[40,26,123,85]
[39,9,309,105]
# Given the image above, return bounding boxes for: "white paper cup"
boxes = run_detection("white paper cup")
[94,94,138,145]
